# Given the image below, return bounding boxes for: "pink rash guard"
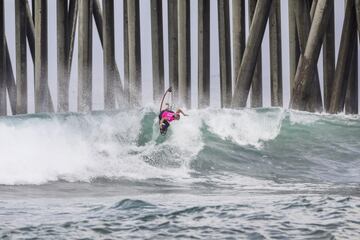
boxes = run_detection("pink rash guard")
[161,111,176,122]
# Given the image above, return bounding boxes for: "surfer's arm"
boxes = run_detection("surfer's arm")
[176,109,188,116]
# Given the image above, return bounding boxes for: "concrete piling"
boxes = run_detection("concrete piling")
[0,0,6,115]
[345,41,358,114]
[123,0,129,105]
[329,0,356,114]
[288,0,300,99]
[127,0,141,107]
[218,0,232,108]
[323,0,335,112]
[356,0,360,41]
[232,0,272,108]
[78,0,93,112]
[178,0,191,108]
[35,0,50,113]
[151,0,164,102]
[5,41,17,114]
[27,0,54,112]
[168,0,178,103]
[248,0,262,107]
[16,0,27,114]
[269,0,282,107]
[291,0,332,112]
[55,0,78,112]
[64,0,78,111]
[25,0,34,60]
[232,0,245,95]
[292,0,323,112]
[93,0,124,108]
[103,0,116,110]
[57,0,68,112]
[198,0,210,108]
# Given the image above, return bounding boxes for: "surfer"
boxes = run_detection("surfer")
[159,107,188,134]
[158,87,188,135]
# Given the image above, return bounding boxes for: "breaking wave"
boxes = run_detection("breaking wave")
[0,107,359,186]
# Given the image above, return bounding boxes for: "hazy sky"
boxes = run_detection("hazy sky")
[3,0,353,114]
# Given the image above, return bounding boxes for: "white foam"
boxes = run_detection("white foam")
[139,108,204,179]
[0,108,205,185]
[0,108,287,185]
[288,110,323,125]
[0,117,93,185]
[203,108,284,148]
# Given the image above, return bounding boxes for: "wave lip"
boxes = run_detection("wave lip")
[203,108,284,148]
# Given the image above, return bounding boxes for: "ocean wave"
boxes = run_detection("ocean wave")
[0,107,359,185]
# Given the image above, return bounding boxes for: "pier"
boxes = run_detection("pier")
[0,0,358,115]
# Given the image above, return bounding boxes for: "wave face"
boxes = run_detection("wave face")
[0,107,359,186]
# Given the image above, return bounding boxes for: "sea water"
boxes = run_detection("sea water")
[0,107,359,239]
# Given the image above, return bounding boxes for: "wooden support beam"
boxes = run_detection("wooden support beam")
[306,0,323,111]
[35,0,51,113]
[67,0,78,75]
[93,0,124,108]
[127,0,141,106]
[31,0,35,22]
[178,0,191,108]
[5,41,17,114]
[310,0,318,19]
[248,0,262,107]
[151,0,164,102]
[291,0,333,112]
[123,0,129,104]
[0,0,6,115]
[288,0,300,99]
[292,0,323,112]
[16,0,27,114]
[198,0,210,108]
[269,0,282,107]
[218,0,232,108]
[232,0,272,108]
[345,41,358,114]
[92,0,103,45]
[78,0,93,112]
[168,0,178,102]
[26,0,54,112]
[232,0,245,104]
[103,0,115,109]
[25,0,34,60]
[57,0,68,112]
[295,0,311,51]
[64,0,78,111]
[323,0,335,112]
[356,0,360,41]
[329,0,356,113]
[56,0,77,112]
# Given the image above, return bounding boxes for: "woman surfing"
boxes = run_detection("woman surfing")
[158,87,188,135]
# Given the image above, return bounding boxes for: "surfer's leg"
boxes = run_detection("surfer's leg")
[161,121,169,130]
[160,121,169,135]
